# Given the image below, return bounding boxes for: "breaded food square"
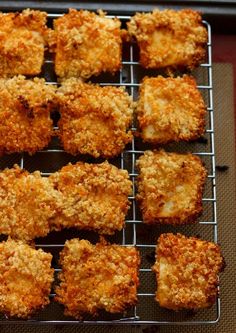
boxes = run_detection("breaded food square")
[0,76,56,155]
[0,165,60,241]
[49,161,132,235]
[136,150,207,224]
[0,161,131,240]
[127,9,207,70]
[55,238,140,318]
[137,75,206,144]
[0,9,48,76]
[50,9,122,79]
[0,238,54,318]
[152,233,224,310]
[57,79,133,158]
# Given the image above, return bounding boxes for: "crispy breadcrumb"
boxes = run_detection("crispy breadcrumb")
[137,75,206,144]
[136,150,207,224]
[127,9,207,70]
[49,9,122,79]
[0,9,48,76]
[0,75,56,155]
[0,238,54,318]
[0,165,60,241]
[0,161,131,240]
[57,79,133,158]
[49,161,132,235]
[152,233,224,310]
[55,238,140,318]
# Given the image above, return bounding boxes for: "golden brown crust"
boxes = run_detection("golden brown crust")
[49,161,132,235]
[0,161,131,240]
[49,9,122,79]
[136,150,207,224]
[152,233,224,310]
[55,238,140,319]
[57,79,133,158]
[0,9,48,76]
[0,238,54,318]
[137,75,206,144]
[127,9,207,70]
[0,75,56,155]
[0,165,61,241]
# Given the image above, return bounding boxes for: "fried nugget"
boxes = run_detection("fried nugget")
[136,150,207,224]
[55,238,140,318]
[0,165,60,241]
[152,233,224,310]
[0,9,48,76]
[49,9,122,79]
[137,75,206,144]
[0,75,56,155]
[127,9,207,70]
[49,161,132,235]
[0,161,131,239]
[57,79,133,158]
[0,238,54,318]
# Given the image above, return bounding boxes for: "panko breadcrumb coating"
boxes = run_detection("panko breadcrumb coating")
[55,238,140,318]
[0,238,54,318]
[153,233,224,310]
[0,75,56,155]
[57,79,133,158]
[0,165,60,241]
[0,9,48,76]
[0,161,131,240]
[136,150,207,224]
[127,9,207,70]
[137,75,206,144]
[49,161,132,235]
[49,9,122,79]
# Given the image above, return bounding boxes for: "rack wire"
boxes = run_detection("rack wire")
[0,14,219,326]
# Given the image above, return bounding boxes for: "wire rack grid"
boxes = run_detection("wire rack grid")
[0,13,219,326]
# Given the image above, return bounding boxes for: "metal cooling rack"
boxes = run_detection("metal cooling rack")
[0,13,219,326]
